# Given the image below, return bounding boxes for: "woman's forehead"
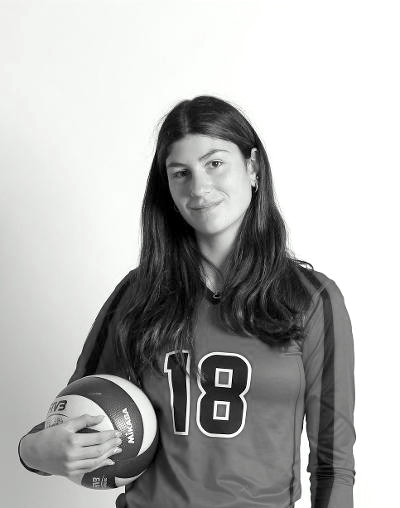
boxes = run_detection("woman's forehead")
[166,135,238,162]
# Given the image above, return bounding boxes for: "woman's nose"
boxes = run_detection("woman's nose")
[189,170,213,197]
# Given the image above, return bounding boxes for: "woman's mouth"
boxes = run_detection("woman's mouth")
[190,200,223,211]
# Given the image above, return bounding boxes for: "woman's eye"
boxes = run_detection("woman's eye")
[208,160,223,168]
[173,170,187,179]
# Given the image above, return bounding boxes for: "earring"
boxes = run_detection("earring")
[253,175,259,193]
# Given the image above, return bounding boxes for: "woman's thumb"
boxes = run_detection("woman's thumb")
[67,414,104,432]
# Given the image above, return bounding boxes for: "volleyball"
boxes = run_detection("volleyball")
[45,374,159,489]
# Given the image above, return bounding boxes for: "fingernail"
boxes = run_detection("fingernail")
[114,447,122,454]
[108,459,115,465]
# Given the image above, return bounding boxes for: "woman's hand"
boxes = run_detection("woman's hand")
[20,414,122,478]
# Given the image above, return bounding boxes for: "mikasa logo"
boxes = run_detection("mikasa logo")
[122,407,135,444]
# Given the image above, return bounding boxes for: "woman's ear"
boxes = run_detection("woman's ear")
[247,147,259,178]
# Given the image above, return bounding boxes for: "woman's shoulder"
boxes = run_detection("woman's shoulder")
[113,267,139,291]
[101,267,139,316]
[122,267,139,282]
[294,263,343,301]
[293,265,349,332]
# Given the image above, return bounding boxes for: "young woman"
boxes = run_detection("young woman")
[18,95,356,508]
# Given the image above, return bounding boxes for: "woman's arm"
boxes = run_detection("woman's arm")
[18,269,136,476]
[19,422,50,475]
[301,271,356,508]
[19,415,120,476]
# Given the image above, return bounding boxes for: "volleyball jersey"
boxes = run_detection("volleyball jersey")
[19,267,356,508]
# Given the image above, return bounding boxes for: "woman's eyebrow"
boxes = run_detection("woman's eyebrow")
[166,149,229,169]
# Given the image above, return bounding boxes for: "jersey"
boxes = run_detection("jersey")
[19,267,356,508]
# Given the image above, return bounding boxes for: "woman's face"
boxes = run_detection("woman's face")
[165,134,257,242]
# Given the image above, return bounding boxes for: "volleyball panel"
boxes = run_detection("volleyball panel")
[45,395,112,430]
[96,374,158,453]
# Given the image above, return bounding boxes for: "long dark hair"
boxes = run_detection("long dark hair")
[115,95,313,386]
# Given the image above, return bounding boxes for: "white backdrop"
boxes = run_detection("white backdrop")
[1,1,398,507]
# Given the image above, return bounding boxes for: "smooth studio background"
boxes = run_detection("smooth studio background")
[1,1,398,507]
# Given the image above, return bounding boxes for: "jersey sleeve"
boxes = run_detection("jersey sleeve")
[301,271,356,508]
[18,269,136,475]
